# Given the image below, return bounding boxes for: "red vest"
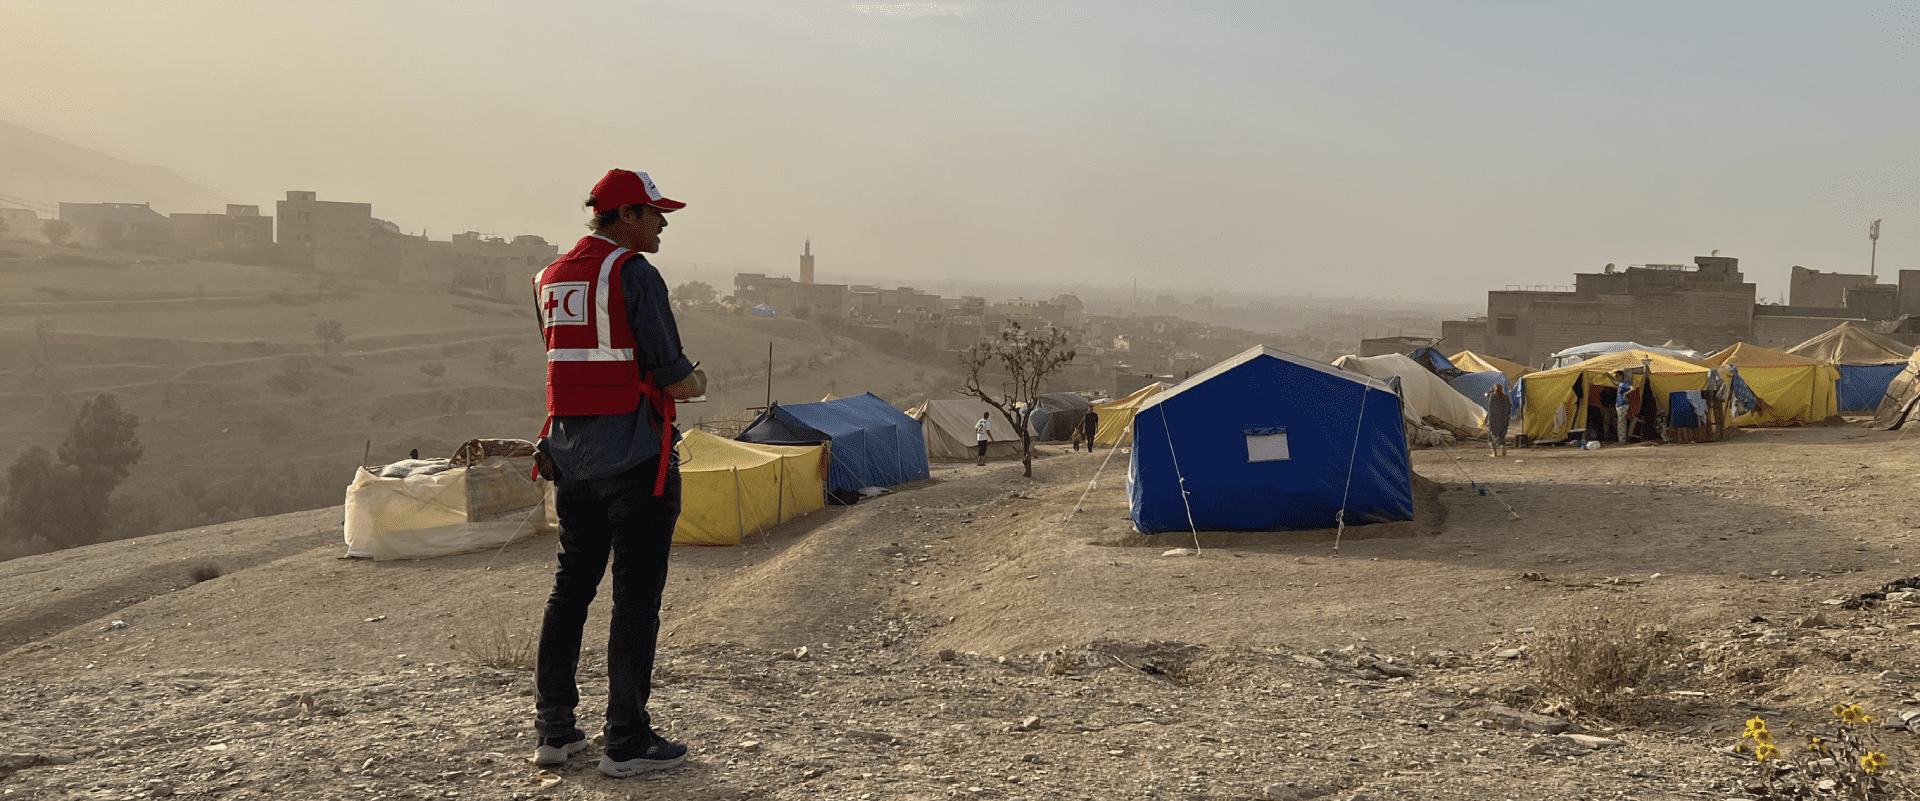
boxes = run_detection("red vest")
[534,235,648,416]
[532,235,676,491]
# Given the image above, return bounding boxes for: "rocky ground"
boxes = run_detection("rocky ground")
[5,425,1920,799]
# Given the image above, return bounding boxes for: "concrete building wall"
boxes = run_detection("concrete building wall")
[1900,270,1920,317]
[1751,314,1868,349]
[1845,284,1900,320]
[1790,265,1879,308]
[1440,318,1486,355]
[276,191,373,273]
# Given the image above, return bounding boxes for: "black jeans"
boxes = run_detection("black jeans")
[534,458,681,752]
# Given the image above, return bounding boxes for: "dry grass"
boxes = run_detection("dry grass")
[1528,598,1682,722]
[455,612,538,670]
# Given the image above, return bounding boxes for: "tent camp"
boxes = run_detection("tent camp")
[1786,321,1915,413]
[736,393,930,493]
[1091,381,1172,447]
[908,398,1024,461]
[1518,349,1726,442]
[673,431,826,546]
[1129,346,1412,533]
[1703,343,1839,427]
[1331,353,1487,441]
[1027,392,1094,441]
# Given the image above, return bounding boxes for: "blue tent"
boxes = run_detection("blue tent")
[1839,364,1907,413]
[1447,371,1507,412]
[736,393,929,493]
[1129,346,1413,534]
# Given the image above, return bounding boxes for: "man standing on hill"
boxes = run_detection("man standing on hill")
[530,168,706,778]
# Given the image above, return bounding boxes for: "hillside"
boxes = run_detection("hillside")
[2,429,1919,798]
[0,240,962,555]
[0,119,232,213]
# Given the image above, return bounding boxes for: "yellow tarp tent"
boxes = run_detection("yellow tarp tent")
[673,430,826,546]
[1451,351,1533,382]
[1704,343,1840,427]
[1091,382,1172,447]
[1518,349,1724,441]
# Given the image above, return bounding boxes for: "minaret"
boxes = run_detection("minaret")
[800,239,815,284]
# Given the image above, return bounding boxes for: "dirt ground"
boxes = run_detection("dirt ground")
[6,425,1920,799]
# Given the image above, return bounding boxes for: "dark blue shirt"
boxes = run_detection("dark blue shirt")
[539,245,696,480]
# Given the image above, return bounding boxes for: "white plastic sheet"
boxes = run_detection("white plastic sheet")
[343,456,549,560]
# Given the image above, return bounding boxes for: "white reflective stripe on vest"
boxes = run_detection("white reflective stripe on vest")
[547,348,636,361]
[595,247,628,352]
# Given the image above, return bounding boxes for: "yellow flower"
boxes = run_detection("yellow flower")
[1756,744,1781,762]
[1840,704,1875,724]
[1862,751,1889,773]
[1746,715,1768,732]
[1751,729,1773,745]
[1833,703,1851,719]
[1806,736,1829,753]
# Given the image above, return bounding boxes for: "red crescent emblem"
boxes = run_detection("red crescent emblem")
[562,288,581,317]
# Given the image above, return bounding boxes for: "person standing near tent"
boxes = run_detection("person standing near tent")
[975,411,992,465]
[1079,410,1100,452]
[529,168,706,777]
[1485,383,1511,457]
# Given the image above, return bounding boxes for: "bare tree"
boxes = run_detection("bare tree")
[959,323,1076,477]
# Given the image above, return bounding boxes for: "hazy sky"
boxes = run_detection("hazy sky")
[4,1,1919,304]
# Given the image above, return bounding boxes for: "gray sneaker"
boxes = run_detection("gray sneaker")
[531,730,589,765]
[598,732,688,776]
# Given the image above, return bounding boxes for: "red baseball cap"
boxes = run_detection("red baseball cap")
[588,169,685,212]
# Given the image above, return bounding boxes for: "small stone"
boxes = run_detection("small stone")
[1480,704,1576,734]
[1161,548,1196,557]
[1556,734,1625,749]
[847,729,906,745]
[1494,648,1525,660]
[938,649,956,661]
[739,741,761,752]
[785,646,809,661]
[1016,716,1041,731]
[1290,654,1325,670]
[147,781,175,798]
[1737,573,1752,580]
[1879,670,1906,683]
[364,615,386,623]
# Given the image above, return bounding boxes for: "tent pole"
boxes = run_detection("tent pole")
[734,466,747,545]
[766,342,773,410]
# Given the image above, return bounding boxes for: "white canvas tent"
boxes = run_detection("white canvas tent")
[1332,353,1488,443]
[907,398,1024,461]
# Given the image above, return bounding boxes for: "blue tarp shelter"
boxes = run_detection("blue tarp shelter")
[1448,371,1508,412]
[1128,346,1413,534]
[736,393,929,493]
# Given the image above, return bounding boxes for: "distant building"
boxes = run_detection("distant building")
[276,191,372,274]
[0,207,38,239]
[1452,256,1755,367]
[799,240,815,284]
[59,202,173,250]
[171,204,274,259]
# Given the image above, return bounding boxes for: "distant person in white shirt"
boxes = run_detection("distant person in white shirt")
[975,412,992,466]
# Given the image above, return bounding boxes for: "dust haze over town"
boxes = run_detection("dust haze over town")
[1,3,1917,546]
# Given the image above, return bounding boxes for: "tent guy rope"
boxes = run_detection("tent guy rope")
[1156,406,1203,556]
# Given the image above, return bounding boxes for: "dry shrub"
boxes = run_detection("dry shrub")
[456,612,538,670]
[1529,599,1682,721]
